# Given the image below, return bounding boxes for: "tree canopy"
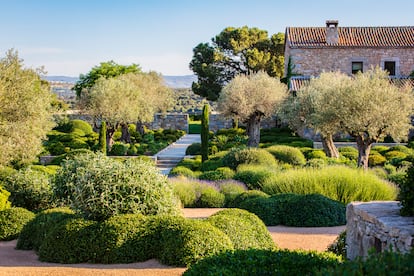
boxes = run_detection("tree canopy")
[80,72,173,150]
[218,71,287,147]
[282,68,414,168]
[0,49,55,167]
[73,61,141,98]
[190,26,285,101]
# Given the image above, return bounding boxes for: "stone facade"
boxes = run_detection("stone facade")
[284,21,414,78]
[346,201,414,260]
[286,47,414,77]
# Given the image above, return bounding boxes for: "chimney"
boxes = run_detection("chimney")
[326,20,339,45]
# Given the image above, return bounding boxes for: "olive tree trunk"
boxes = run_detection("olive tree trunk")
[246,113,262,147]
[321,133,339,158]
[106,124,116,152]
[355,135,372,169]
[120,123,131,143]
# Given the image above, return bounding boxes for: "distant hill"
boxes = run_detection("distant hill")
[43,75,197,88]
[163,75,197,88]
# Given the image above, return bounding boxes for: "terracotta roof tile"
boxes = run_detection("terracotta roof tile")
[287,26,414,48]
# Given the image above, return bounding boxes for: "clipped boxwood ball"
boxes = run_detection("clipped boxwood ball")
[94,214,149,263]
[184,249,342,276]
[0,207,35,241]
[222,147,277,170]
[282,194,346,227]
[238,194,296,226]
[17,207,76,250]
[38,217,101,263]
[156,216,234,267]
[266,145,306,166]
[207,209,275,250]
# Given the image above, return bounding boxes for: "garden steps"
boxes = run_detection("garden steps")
[154,134,201,175]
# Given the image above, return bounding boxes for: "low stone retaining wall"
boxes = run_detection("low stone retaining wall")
[346,201,414,260]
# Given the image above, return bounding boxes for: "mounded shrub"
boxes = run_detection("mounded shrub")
[327,231,347,258]
[261,166,397,204]
[3,168,53,211]
[266,145,306,166]
[282,194,346,227]
[169,166,198,178]
[0,186,11,211]
[369,153,387,167]
[306,158,326,168]
[306,149,327,160]
[228,190,270,208]
[170,177,199,207]
[339,146,358,161]
[184,249,342,276]
[222,147,277,170]
[238,194,296,225]
[109,142,129,156]
[71,119,94,135]
[233,164,277,190]
[53,152,180,220]
[0,207,35,241]
[197,187,225,208]
[17,207,76,250]
[218,180,247,207]
[319,250,414,275]
[207,209,275,250]
[38,217,101,263]
[384,150,407,161]
[200,158,223,172]
[399,162,414,216]
[185,143,201,155]
[198,167,234,181]
[93,214,149,263]
[156,216,234,267]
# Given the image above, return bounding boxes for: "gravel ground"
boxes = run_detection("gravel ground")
[0,208,345,276]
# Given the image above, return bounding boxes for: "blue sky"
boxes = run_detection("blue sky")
[1,0,413,77]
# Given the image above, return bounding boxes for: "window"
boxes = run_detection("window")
[352,62,363,74]
[384,61,396,76]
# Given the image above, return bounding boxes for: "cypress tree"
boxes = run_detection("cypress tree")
[99,121,107,155]
[201,104,210,162]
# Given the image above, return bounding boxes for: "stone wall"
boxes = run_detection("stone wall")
[150,113,188,132]
[285,47,414,77]
[346,201,414,260]
[209,113,280,133]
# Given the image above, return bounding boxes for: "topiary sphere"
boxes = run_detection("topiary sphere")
[207,208,275,250]
[156,216,234,267]
[222,147,277,170]
[16,207,76,250]
[265,145,306,166]
[53,152,180,221]
[0,207,35,241]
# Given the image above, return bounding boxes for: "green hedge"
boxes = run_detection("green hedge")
[185,143,201,155]
[0,207,35,241]
[17,207,76,251]
[227,190,270,208]
[198,187,225,208]
[184,249,342,276]
[261,166,397,204]
[399,162,414,216]
[207,209,275,250]
[198,167,235,181]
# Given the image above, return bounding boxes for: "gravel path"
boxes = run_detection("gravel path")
[0,208,345,275]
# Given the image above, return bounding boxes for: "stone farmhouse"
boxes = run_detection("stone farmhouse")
[284,20,414,90]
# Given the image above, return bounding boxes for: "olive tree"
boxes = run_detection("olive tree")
[338,68,414,168]
[80,72,173,151]
[218,72,287,147]
[0,49,55,167]
[280,72,351,158]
